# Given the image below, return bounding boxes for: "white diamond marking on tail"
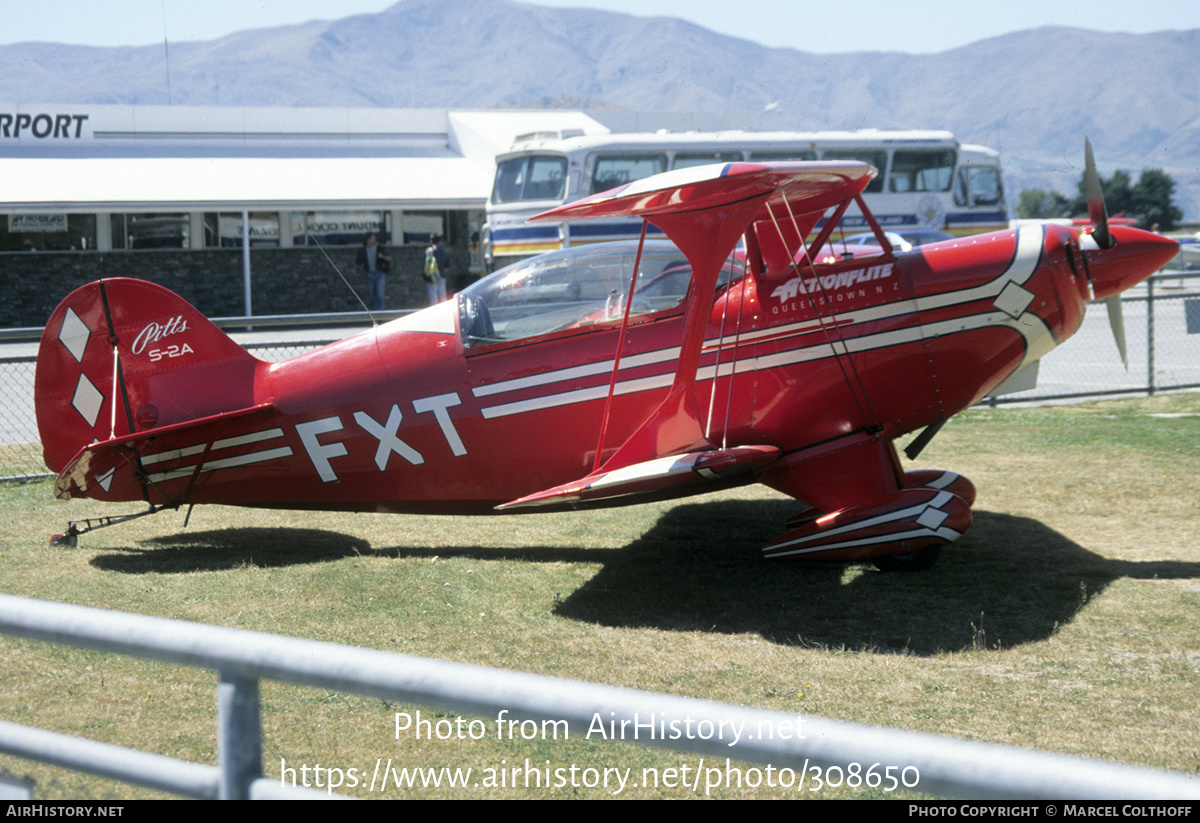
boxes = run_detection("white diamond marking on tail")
[58,308,91,364]
[71,374,104,428]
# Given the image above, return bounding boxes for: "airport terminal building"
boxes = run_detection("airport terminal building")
[0,105,614,326]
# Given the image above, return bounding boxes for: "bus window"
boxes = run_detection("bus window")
[492,155,567,204]
[889,150,955,193]
[673,151,743,169]
[748,150,817,162]
[590,154,667,193]
[819,149,887,193]
[744,149,820,163]
[956,166,1003,206]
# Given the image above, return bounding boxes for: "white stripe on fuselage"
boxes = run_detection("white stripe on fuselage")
[474,227,1053,419]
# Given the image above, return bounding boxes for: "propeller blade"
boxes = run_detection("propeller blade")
[1106,295,1128,371]
[1084,137,1114,250]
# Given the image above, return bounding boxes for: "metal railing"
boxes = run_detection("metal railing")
[1,594,1197,799]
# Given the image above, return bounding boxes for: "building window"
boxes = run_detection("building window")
[111,213,189,249]
[298,211,384,246]
[215,212,281,247]
[401,211,447,245]
[1,213,97,251]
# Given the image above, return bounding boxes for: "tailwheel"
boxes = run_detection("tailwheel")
[48,504,177,547]
[50,525,79,548]
[872,545,941,572]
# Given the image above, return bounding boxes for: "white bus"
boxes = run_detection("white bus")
[484,129,1005,269]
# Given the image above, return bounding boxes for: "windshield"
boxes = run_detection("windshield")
[492,155,568,204]
[459,240,702,348]
[962,166,1003,206]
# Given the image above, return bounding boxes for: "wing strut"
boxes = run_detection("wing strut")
[592,193,770,471]
[592,220,650,472]
[705,249,752,448]
[498,192,775,510]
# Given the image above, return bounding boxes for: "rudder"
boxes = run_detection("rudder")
[35,278,263,473]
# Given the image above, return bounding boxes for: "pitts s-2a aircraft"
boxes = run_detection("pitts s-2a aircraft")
[35,141,1178,570]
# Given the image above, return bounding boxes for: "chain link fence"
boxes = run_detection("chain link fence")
[4,269,1200,481]
[1,340,328,482]
[987,270,1200,403]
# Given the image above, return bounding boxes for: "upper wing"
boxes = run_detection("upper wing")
[531,161,875,225]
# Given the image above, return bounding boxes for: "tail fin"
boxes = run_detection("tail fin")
[35,278,263,473]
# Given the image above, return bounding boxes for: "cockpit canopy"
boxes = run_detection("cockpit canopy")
[459,240,721,348]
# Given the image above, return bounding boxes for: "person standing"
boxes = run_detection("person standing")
[423,233,450,305]
[356,231,391,312]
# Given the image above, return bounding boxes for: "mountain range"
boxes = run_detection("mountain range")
[2,0,1198,219]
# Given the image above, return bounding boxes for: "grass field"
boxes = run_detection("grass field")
[1,394,1198,798]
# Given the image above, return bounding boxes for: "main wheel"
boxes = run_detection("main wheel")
[872,545,941,572]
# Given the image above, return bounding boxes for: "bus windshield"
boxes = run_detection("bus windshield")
[492,155,568,204]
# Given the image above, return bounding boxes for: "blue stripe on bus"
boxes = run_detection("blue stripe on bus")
[491,225,561,242]
[570,222,665,239]
[945,211,1007,225]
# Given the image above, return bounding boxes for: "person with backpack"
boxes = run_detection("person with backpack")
[423,233,450,305]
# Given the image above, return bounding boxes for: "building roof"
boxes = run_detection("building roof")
[0,105,610,212]
[0,156,489,211]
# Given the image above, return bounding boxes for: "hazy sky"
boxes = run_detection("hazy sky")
[4,0,1198,53]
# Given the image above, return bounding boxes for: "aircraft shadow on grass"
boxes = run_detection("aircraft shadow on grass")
[89,499,1200,655]
[553,500,1200,654]
[88,526,620,574]
[89,527,375,573]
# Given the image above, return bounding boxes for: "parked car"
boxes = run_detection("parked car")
[836,229,955,252]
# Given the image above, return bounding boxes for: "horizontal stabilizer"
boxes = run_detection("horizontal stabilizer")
[497,445,781,511]
[54,403,278,503]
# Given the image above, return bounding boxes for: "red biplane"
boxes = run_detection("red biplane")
[34,141,1178,570]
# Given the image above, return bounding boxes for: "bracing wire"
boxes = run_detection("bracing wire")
[704,251,734,441]
[313,237,377,327]
[719,248,752,450]
[764,200,877,428]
